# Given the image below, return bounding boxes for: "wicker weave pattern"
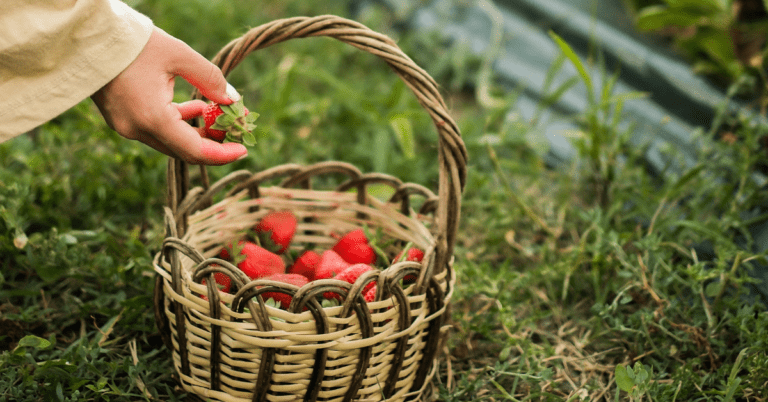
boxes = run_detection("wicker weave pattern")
[153,15,466,402]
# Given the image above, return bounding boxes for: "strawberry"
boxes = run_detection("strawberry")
[260,273,309,309]
[364,284,377,303]
[202,271,232,293]
[240,243,286,280]
[255,210,298,254]
[221,241,285,280]
[219,239,252,262]
[314,250,351,280]
[200,269,231,300]
[218,242,238,261]
[394,247,424,263]
[394,247,424,284]
[324,263,376,302]
[202,99,258,145]
[289,250,321,281]
[332,229,377,265]
[202,103,228,142]
[335,264,376,295]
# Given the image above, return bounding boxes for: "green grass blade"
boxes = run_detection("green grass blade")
[389,114,416,160]
[548,31,594,105]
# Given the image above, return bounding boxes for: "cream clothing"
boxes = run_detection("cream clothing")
[0,0,154,141]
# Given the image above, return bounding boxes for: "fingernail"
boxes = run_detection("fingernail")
[236,152,248,161]
[226,83,241,102]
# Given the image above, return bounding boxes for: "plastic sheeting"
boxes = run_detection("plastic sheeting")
[356,0,768,302]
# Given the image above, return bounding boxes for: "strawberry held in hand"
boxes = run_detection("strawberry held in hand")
[203,99,258,145]
[332,229,377,265]
[255,210,297,254]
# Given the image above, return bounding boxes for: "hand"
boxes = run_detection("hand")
[91,27,247,165]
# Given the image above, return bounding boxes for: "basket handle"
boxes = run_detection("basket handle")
[169,15,467,271]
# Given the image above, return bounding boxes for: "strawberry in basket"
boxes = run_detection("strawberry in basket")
[289,250,321,281]
[314,250,351,280]
[394,246,424,284]
[200,270,232,301]
[221,241,285,280]
[332,229,376,265]
[335,264,376,294]
[333,263,377,301]
[255,210,297,254]
[364,285,377,302]
[261,273,309,309]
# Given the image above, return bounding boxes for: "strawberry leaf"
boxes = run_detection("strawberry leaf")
[226,241,247,266]
[242,131,256,147]
[219,102,238,117]
[228,100,246,116]
[264,298,280,308]
[215,114,237,127]
[321,298,340,308]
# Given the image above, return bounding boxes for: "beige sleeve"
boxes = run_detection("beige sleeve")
[0,0,154,141]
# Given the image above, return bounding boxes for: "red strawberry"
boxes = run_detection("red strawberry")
[314,250,351,280]
[394,247,424,263]
[289,250,321,281]
[202,100,258,145]
[219,239,251,262]
[364,284,377,302]
[200,269,231,300]
[255,210,298,254]
[240,243,286,279]
[324,263,376,301]
[332,229,376,265]
[221,241,285,280]
[394,247,424,284]
[218,242,238,261]
[260,273,309,309]
[203,103,228,142]
[335,264,376,295]
[202,271,232,293]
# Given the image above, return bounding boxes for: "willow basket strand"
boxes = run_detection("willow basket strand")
[153,15,467,402]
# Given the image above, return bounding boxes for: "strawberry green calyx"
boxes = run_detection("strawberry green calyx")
[209,99,259,146]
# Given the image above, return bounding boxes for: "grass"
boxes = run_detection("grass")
[2,0,768,401]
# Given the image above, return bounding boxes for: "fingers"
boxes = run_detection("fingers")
[198,139,249,166]
[97,27,250,165]
[162,30,236,105]
[134,131,179,159]
[154,111,248,165]
[176,100,207,120]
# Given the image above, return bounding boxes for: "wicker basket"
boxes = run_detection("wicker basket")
[152,15,467,402]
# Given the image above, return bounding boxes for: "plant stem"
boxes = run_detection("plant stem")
[486,143,559,237]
